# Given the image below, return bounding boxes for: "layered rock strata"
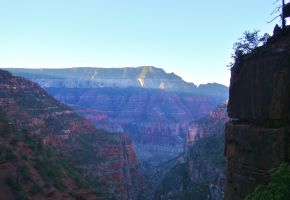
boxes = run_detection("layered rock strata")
[0,69,144,200]
[154,103,228,200]
[7,67,228,170]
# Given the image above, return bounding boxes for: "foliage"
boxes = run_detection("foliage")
[0,111,106,198]
[34,156,64,190]
[245,163,290,200]
[228,30,270,68]
[17,165,32,183]
[5,173,20,192]
[29,183,42,195]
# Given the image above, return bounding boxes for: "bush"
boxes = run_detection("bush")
[245,163,290,200]
[228,30,270,68]
[33,155,65,191]
[5,149,17,161]
[15,193,28,200]
[29,183,42,195]
[17,165,32,183]
[5,173,20,192]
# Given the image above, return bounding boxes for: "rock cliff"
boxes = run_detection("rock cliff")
[154,103,228,200]
[0,69,143,200]
[224,29,290,200]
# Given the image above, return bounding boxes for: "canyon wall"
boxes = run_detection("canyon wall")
[0,69,143,200]
[6,66,226,93]
[224,30,290,200]
[154,103,228,200]
[7,67,228,170]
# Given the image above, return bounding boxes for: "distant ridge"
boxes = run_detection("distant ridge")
[5,66,228,94]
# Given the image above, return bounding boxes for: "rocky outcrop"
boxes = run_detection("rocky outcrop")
[224,30,290,200]
[186,103,228,146]
[0,69,144,200]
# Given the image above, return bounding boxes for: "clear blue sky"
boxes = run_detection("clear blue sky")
[0,0,282,86]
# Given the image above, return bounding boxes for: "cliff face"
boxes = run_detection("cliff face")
[0,112,101,200]
[154,103,228,200]
[0,69,143,200]
[7,67,228,170]
[186,103,228,145]
[46,87,224,143]
[224,31,290,200]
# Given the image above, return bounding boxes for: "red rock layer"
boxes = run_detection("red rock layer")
[0,69,143,200]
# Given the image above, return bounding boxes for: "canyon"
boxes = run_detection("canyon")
[153,103,228,199]
[7,66,228,172]
[0,69,143,200]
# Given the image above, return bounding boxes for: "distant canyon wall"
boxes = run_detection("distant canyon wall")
[7,67,228,169]
[154,103,228,200]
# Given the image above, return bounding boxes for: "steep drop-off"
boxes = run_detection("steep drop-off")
[0,69,143,200]
[224,29,290,200]
[154,103,228,200]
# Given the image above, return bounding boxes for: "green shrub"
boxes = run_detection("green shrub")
[17,165,32,183]
[15,192,28,200]
[29,183,42,195]
[228,30,269,68]
[9,138,18,146]
[5,149,17,161]
[5,173,20,192]
[245,163,290,200]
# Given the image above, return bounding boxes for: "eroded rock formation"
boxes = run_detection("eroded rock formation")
[7,67,228,171]
[154,103,228,200]
[0,69,144,200]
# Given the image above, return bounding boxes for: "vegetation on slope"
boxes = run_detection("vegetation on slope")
[0,109,102,200]
[154,128,225,200]
[245,163,290,200]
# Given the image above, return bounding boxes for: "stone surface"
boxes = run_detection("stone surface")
[225,122,287,170]
[228,34,290,121]
[225,122,289,199]
[225,29,290,200]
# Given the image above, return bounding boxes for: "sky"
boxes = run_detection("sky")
[0,0,283,86]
